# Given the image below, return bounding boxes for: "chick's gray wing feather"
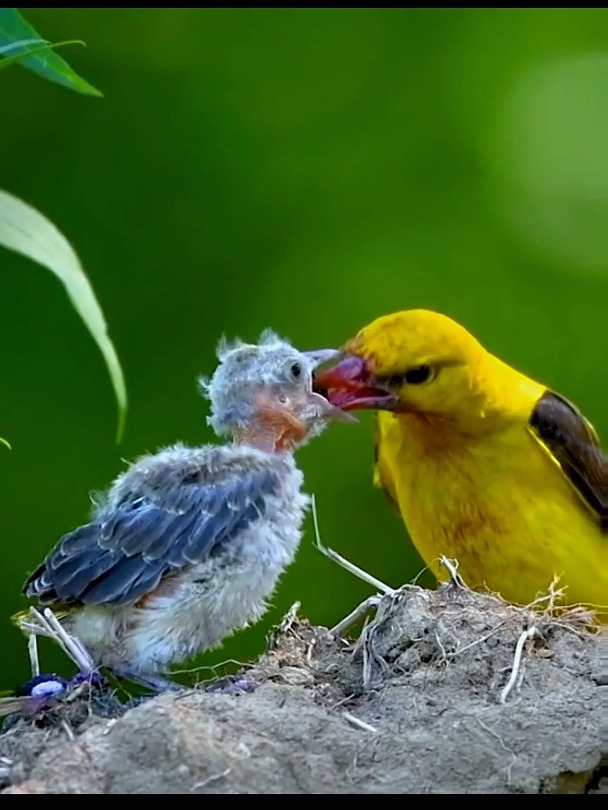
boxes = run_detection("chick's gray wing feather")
[23,466,282,606]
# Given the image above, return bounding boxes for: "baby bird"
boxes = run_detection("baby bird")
[17,330,343,691]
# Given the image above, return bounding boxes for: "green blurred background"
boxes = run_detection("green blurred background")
[1,9,607,689]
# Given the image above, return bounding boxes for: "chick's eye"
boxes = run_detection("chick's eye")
[290,362,301,379]
[404,364,432,385]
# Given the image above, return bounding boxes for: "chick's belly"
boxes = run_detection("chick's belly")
[402,481,604,606]
[67,606,121,664]
[121,580,257,672]
[120,546,297,672]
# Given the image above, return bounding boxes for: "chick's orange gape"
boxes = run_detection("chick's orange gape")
[315,309,608,616]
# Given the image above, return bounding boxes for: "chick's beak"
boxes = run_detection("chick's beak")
[313,355,398,412]
[303,348,341,368]
[302,348,356,423]
[305,389,356,423]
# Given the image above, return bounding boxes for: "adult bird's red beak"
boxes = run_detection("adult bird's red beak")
[313,355,398,411]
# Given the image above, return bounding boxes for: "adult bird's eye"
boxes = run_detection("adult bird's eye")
[404,365,432,385]
[290,362,301,379]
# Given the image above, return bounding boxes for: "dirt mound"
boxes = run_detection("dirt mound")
[1,582,604,793]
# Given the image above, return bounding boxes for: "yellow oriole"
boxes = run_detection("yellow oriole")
[315,309,607,613]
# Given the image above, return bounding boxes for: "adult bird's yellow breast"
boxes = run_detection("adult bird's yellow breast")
[315,309,607,617]
[375,408,608,610]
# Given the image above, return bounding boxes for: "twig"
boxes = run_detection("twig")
[191,768,231,790]
[476,717,516,785]
[500,626,539,704]
[43,609,96,672]
[172,658,250,676]
[434,631,447,663]
[28,634,39,677]
[449,620,507,658]
[61,718,75,742]
[311,494,393,595]
[342,711,378,734]
[357,613,392,690]
[330,595,382,637]
[277,601,302,635]
[439,555,466,587]
[476,717,511,753]
[65,682,91,704]
[329,693,356,710]
[542,575,565,613]
[25,608,96,673]
[410,562,433,586]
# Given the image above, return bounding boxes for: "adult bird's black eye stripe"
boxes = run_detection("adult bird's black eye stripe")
[404,365,432,385]
[385,365,432,386]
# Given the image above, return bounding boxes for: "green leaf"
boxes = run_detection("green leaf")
[0,9,101,96]
[0,437,10,449]
[0,37,46,56]
[0,37,86,72]
[0,189,127,442]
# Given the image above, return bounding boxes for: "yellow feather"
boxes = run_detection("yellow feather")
[351,310,608,617]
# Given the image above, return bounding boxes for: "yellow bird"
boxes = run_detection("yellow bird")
[315,309,607,613]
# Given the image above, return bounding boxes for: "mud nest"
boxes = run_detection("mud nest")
[1,580,605,794]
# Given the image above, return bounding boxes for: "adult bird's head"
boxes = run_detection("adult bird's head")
[201,329,349,452]
[314,310,511,423]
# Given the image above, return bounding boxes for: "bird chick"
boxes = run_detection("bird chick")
[17,330,343,691]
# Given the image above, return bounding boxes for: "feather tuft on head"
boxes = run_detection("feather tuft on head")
[197,374,211,399]
[259,328,285,347]
[215,334,245,361]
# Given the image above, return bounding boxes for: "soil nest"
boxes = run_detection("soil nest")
[1,579,605,794]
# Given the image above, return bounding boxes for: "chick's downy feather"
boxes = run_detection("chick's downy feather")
[18,332,340,680]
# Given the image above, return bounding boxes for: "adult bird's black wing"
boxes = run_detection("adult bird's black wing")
[23,464,282,606]
[529,391,607,531]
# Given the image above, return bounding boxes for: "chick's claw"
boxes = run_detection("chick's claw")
[110,666,183,694]
[204,674,260,695]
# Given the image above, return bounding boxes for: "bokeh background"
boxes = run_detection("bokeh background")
[1,9,607,689]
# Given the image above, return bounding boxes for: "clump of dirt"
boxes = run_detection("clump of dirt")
[0,581,604,794]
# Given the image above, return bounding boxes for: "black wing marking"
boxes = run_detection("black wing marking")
[24,466,281,607]
[529,391,607,531]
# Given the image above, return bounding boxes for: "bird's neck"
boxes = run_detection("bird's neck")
[232,410,306,454]
[473,352,547,426]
